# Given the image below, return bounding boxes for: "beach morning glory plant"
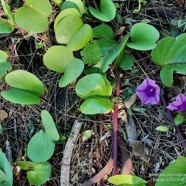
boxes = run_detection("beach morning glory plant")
[136,78,160,105]
[167,93,186,111]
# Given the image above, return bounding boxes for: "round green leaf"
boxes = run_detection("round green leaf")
[0,150,13,186]
[67,0,84,15]
[0,50,8,62]
[75,73,112,99]
[93,24,114,39]
[0,62,12,76]
[108,175,147,185]
[89,0,116,22]
[0,20,14,34]
[0,170,6,183]
[59,58,84,87]
[67,24,93,51]
[174,114,184,125]
[80,98,113,114]
[43,46,74,73]
[17,161,51,185]
[14,6,49,33]
[55,14,83,44]
[5,70,44,96]
[41,110,60,141]
[27,130,55,162]
[54,8,80,30]
[61,1,80,12]
[127,23,160,50]
[119,53,134,70]
[1,88,41,104]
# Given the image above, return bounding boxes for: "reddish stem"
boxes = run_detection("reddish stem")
[112,67,120,175]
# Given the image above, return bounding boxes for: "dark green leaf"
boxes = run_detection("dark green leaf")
[93,24,114,39]
[119,53,134,70]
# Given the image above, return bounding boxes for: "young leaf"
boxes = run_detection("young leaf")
[14,0,52,33]
[0,150,13,186]
[17,161,51,185]
[156,156,186,186]
[82,130,92,141]
[1,0,14,23]
[127,23,160,50]
[89,0,116,22]
[41,110,60,141]
[108,174,147,186]
[27,130,55,162]
[174,114,184,125]
[59,58,84,87]
[0,20,14,34]
[80,98,113,114]
[75,73,112,99]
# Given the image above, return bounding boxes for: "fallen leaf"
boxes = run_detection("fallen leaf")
[0,110,8,122]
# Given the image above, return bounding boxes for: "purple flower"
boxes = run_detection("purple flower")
[136,78,160,105]
[167,93,186,111]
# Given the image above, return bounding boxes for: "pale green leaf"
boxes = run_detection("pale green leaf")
[55,14,83,44]
[89,0,116,22]
[82,130,92,141]
[75,73,112,99]
[127,23,160,50]
[59,58,84,87]
[67,24,93,51]
[156,156,186,186]
[41,110,60,141]
[27,130,55,162]
[1,88,41,104]
[0,20,14,34]
[1,0,14,23]
[80,98,113,114]
[43,46,74,73]
[5,70,44,96]
[17,161,51,185]
[0,50,8,62]
[156,125,169,132]
[108,174,147,185]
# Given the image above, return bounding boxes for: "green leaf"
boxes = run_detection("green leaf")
[14,0,52,33]
[53,0,62,4]
[156,156,186,186]
[61,1,79,12]
[67,24,93,51]
[5,70,44,96]
[75,73,112,99]
[82,130,92,141]
[0,20,14,34]
[54,8,80,30]
[0,50,8,62]
[89,0,116,22]
[81,38,116,66]
[174,114,184,125]
[43,46,74,73]
[1,88,41,104]
[80,98,113,114]
[27,130,55,162]
[0,150,13,186]
[55,14,83,44]
[156,125,169,132]
[41,110,60,141]
[160,67,174,87]
[59,58,84,87]
[0,170,6,183]
[108,174,147,185]
[17,161,51,185]
[93,24,114,39]
[127,23,160,50]
[1,0,14,23]
[119,53,134,70]
[0,62,12,77]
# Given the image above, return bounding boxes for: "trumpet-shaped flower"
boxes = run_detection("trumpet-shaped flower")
[136,78,160,105]
[167,93,186,111]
